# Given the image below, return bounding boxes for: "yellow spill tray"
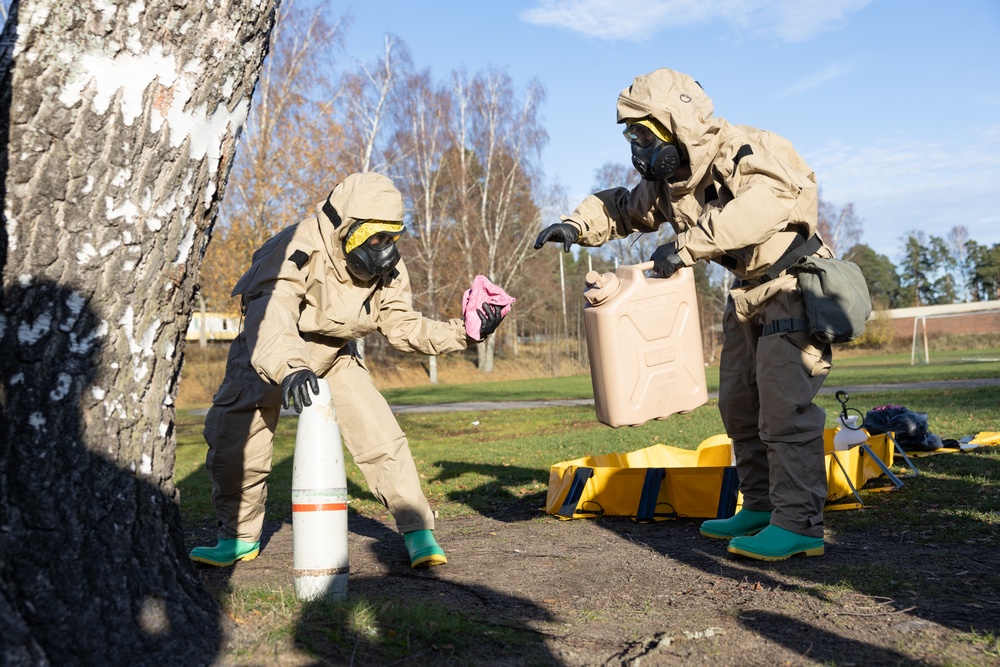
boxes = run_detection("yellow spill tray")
[546,429,897,521]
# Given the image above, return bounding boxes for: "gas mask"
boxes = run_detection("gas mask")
[623,118,681,181]
[343,220,405,282]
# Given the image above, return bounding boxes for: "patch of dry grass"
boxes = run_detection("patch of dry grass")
[176,342,589,410]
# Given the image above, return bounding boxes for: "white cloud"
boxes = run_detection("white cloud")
[753,0,874,43]
[779,62,852,96]
[807,130,1000,257]
[519,0,705,41]
[520,0,873,43]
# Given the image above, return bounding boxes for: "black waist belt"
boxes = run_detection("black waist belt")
[762,318,809,336]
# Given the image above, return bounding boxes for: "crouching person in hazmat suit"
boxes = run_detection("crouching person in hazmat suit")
[535,69,834,561]
[190,172,506,569]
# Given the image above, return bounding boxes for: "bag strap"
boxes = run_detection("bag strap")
[715,467,741,518]
[635,469,665,522]
[762,233,823,282]
[555,467,594,518]
[634,468,678,522]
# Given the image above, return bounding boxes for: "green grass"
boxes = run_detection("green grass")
[828,348,1000,386]
[175,348,1000,664]
[380,372,598,404]
[378,347,1000,406]
[177,385,1000,527]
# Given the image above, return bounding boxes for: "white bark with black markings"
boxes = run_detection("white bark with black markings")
[0,1,275,663]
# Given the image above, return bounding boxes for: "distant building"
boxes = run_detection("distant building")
[881,300,1000,339]
[186,312,241,342]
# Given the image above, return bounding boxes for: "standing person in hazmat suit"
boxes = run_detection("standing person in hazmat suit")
[190,172,506,569]
[535,69,834,561]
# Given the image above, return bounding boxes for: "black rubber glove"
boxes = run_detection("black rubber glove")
[477,303,504,338]
[650,241,686,278]
[533,223,579,252]
[281,369,320,414]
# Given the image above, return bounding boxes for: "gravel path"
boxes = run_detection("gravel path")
[387,377,1000,414]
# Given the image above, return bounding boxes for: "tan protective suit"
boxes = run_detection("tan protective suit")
[563,69,833,537]
[204,173,469,543]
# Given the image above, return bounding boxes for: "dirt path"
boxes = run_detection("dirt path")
[190,379,1000,665]
[385,378,1000,414]
[196,501,1000,666]
[186,378,1000,417]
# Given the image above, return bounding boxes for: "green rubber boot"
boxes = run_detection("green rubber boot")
[403,529,447,569]
[728,525,824,561]
[189,539,260,567]
[700,509,772,539]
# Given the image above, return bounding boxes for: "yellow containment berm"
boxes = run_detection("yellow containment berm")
[545,429,897,521]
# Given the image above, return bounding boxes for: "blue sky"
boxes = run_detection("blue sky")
[339,0,1000,263]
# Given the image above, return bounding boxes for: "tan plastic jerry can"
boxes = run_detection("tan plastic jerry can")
[583,262,708,428]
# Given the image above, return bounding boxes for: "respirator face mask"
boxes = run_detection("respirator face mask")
[343,221,405,282]
[623,119,681,181]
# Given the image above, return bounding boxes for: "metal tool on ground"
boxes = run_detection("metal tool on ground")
[827,391,911,510]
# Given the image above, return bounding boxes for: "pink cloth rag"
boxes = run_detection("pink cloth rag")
[462,275,516,341]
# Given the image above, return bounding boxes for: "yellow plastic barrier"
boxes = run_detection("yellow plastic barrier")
[824,430,896,505]
[970,432,1000,446]
[546,430,897,521]
[545,435,739,521]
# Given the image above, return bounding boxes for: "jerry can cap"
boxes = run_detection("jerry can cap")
[584,270,621,306]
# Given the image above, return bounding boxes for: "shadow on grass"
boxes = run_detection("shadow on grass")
[586,446,1000,664]
[433,460,550,522]
[182,444,563,665]
[287,510,563,665]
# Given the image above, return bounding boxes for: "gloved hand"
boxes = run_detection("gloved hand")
[281,369,320,414]
[650,241,686,278]
[533,223,579,252]
[477,303,504,338]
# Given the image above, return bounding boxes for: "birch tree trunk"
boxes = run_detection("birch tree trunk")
[391,71,452,384]
[0,1,275,664]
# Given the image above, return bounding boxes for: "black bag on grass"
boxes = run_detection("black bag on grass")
[863,405,943,452]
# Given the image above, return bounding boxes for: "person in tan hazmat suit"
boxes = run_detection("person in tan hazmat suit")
[190,172,505,569]
[535,69,833,561]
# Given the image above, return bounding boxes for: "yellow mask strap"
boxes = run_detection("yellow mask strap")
[344,220,405,254]
[633,118,673,143]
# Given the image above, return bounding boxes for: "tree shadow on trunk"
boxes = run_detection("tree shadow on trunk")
[0,281,224,664]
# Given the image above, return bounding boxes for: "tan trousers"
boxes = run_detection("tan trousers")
[203,345,434,543]
[718,285,832,538]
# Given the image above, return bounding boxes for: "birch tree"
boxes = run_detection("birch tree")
[449,70,547,372]
[335,34,410,359]
[389,70,453,382]
[589,161,662,267]
[0,1,275,663]
[947,224,972,302]
[201,0,347,311]
[338,34,410,174]
[817,197,862,260]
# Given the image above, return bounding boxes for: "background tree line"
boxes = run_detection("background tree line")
[201,1,1000,375]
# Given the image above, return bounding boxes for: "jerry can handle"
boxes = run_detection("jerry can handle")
[629,261,685,280]
[621,261,656,280]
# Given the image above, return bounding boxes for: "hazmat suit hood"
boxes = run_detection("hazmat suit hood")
[616,69,723,193]
[316,172,406,281]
